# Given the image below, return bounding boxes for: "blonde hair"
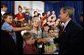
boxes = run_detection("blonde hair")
[32,17,39,21]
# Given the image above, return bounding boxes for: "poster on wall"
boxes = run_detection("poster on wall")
[14,1,44,16]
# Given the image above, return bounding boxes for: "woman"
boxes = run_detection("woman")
[15,5,25,22]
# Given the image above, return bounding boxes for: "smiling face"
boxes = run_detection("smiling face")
[4,15,13,24]
[48,29,54,37]
[44,26,49,32]
[32,17,39,28]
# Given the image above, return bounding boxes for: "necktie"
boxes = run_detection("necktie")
[62,25,64,32]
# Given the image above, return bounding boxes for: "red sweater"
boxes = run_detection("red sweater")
[23,43,38,54]
[15,13,24,20]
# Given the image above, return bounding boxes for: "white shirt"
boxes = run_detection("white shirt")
[63,18,71,30]
[1,10,6,16]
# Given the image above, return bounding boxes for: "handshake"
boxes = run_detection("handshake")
[23,24,32,30]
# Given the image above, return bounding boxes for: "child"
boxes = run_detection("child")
[42,23,49,38]
[23,32,38,54]
[24,9,32,24]
[44,28,56,54]
[51,11,56,19]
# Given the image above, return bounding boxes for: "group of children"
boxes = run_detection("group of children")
[1,4,60,54]
[22,29,58,54]
[21,16,60,54]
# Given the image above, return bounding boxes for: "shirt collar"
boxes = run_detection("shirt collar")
[1,10,6,16]
[64,18,71,29]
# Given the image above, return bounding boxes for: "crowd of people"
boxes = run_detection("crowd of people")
[1,3,83,54]
[1,4,60,54]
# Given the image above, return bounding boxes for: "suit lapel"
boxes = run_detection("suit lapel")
[63,20,73,32]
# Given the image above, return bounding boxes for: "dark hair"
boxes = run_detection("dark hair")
[1,3,7,8]
[42,12,46,16]
[18,5,22,10]
[3,13,12,19]
[38,13,40,15]
[25,12,30,14]
[48,27,54,33]
[51,16,54,19]
[44,23,49,27]
[23,32,32,40]
[34,11,37,14]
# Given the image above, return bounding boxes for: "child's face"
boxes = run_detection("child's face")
[30,37,35,44]
[2,7,7,12]
[26,37,35,44]
[48,30,54,37]
[34,12,38,16]
[44,26,49,32]
[5,16,13,24]
[18,8,22,12]
[32,18,39,28]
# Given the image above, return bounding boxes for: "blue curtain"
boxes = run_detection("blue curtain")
[74,1,83,24]
[1,1,83,24]
[1,1,14,15]
[53,2,62,18]
[44,1,83,24]
[44,1,54,13]
[61,1,83,24]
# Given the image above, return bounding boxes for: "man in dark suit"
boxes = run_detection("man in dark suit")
[58,7,83,54]
[1,30,19,54]
[1,13,31,54]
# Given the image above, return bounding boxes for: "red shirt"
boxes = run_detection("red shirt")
[15,13,24,20]
[41,16,45,27]
[9,22,16,27]
[23,43,38,54]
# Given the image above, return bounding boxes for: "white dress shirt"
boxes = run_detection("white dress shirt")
[63,18,71,30]
[1,10,6,16]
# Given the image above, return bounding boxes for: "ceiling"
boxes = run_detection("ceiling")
[42,1,60,3]
[48,1,60,3]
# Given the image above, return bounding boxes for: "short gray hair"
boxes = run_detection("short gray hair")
[61,6,75,17]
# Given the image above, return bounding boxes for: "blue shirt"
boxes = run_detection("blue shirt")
[25,15,32,21]
[1,22,17,43]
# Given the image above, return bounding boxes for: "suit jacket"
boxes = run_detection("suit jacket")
[58,20,83,54]
[1,30,19,54]
[15,31,23,54]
